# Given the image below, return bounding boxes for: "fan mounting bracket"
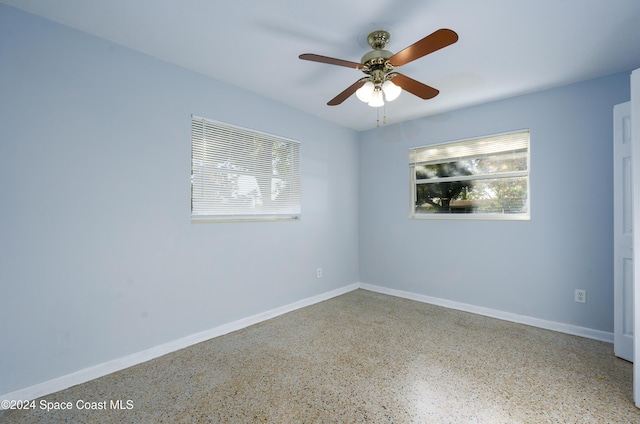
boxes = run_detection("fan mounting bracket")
[367,30,391,50]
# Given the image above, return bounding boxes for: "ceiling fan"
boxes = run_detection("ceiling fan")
[299,28,458,108]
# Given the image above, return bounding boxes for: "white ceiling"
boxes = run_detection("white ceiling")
[3,0,640,131]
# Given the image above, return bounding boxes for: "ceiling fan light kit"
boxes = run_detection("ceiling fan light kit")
[355,80,400,107]
[299,27,458,124]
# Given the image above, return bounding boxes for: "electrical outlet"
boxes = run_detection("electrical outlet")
[316,268,322,278]
[575,289,586,303]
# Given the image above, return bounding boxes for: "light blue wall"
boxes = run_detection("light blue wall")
[0,5,359,394]
[359,72,630,333]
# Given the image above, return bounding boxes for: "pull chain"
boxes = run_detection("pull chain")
[375,104,388,128]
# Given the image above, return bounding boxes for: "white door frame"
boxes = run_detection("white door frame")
[630,67,640,408]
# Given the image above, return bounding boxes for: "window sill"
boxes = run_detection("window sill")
[191,215,301,223]
[409,213,530,221]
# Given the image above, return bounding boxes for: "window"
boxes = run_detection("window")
[191,116,301,222]
[409,129,530,220]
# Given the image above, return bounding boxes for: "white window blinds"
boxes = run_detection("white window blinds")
[191,116,301,222]
[409,130,530,166]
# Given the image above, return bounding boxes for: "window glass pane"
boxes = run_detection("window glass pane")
[410,129,529,220]
[416,150,528,180]
[415,176,528,215]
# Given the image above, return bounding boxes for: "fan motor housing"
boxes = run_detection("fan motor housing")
[361,49,393,65]
[361,50,394,83]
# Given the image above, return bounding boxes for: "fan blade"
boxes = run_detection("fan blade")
[328,79,368,106]
[389,29,458,67]
[390,73,439,99]
[299,53,362,69]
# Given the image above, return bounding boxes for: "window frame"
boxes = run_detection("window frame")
[409,129,531,221]
[191,116,301,223]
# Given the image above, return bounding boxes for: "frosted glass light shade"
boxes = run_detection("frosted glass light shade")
[382,80,401,101]
[368,87,384,107]
[356,81,375,103]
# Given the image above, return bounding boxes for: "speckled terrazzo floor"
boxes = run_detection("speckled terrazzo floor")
[2,289,639,423]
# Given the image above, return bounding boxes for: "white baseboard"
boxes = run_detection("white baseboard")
[2,281,613,404]
[0,283,360,404]
[359,283,614,343]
